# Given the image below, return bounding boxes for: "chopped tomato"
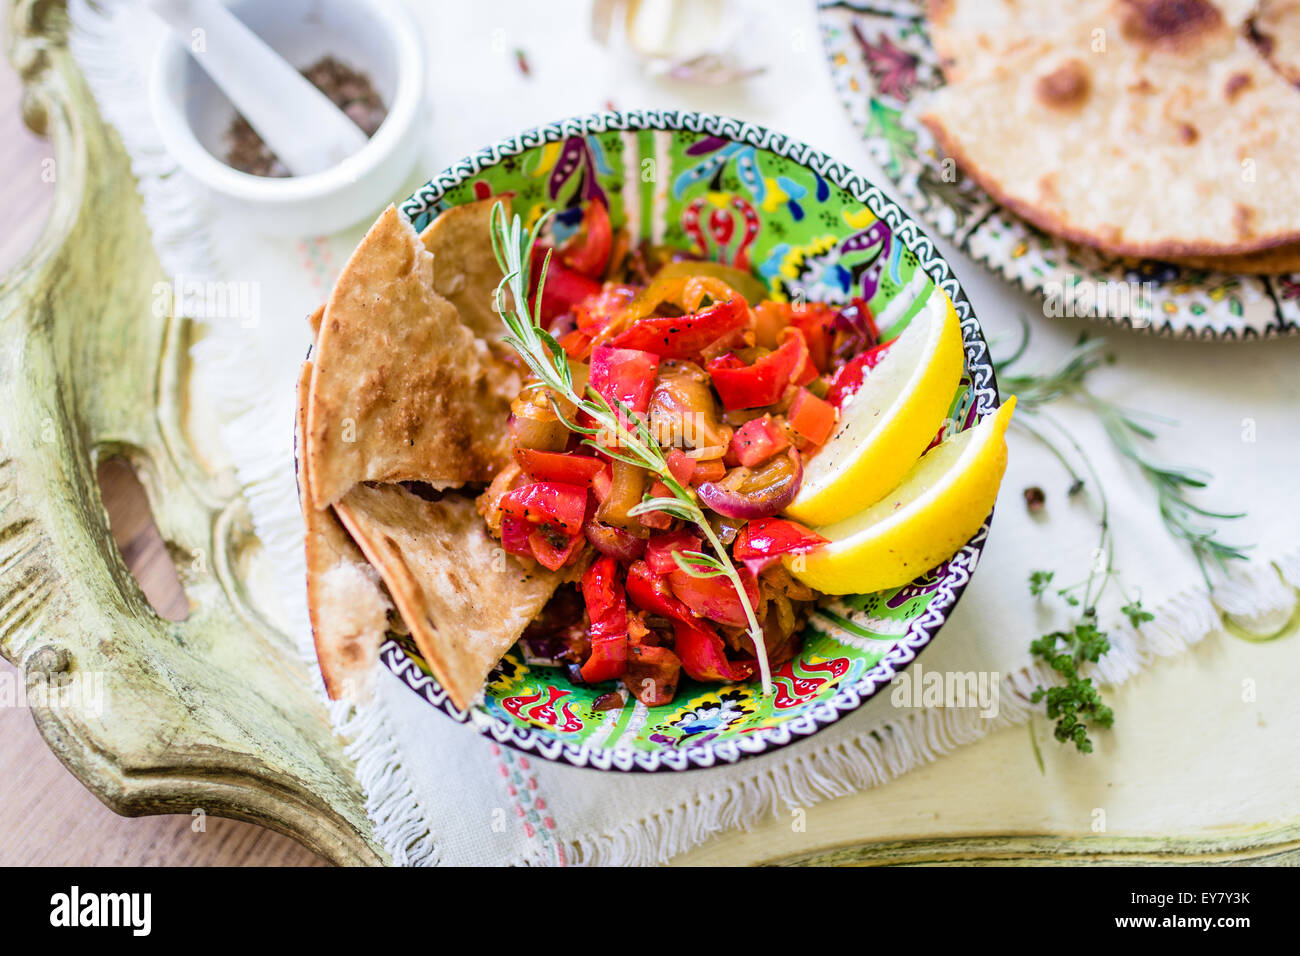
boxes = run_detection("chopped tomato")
[790,304,838,373]
[645,528,704,575]
[665,449,696,484]
[560,199,613,279]
[733,517,827,575]
[528,523,583,571]
[531,246,602,326]
[672,618,756,683]
[515,449,604,485]
[625,644,682,705]
[556,328,593,361]
[574,283,637,335]
[500,516,534,558]
[637,480,677,531]
[688,458,727,485]
[706,332,804,409]
[580,555,628,683]
[625,560,692,622]
[729,414,790,468]
[588,345,659,415]
[787,388,837,446]
[500,481,588,533]
[825,340,894,407]
[668,564,759,628]
[609,297,749,360]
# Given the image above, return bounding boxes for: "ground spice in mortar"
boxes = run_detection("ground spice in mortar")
[224,55,387,177]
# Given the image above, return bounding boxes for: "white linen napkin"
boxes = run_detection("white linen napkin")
[68,0,1300,865]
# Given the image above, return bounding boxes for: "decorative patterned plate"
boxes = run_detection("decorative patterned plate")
[817,0,1300,340]
[387,110,1000,772]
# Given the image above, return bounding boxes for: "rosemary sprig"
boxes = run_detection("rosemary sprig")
[997,320,1248,586]
[488,202,773,694]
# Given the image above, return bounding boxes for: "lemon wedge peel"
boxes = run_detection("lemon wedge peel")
[786,397,1015,596]
[784,288,965,527]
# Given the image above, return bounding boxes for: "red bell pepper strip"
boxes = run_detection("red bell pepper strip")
[530,246,602,326]
[560,199,613,279]
[668,564,760,628]
[609,297,749,360]
[588,345,660,415]
[514,449,605,485]
[706,331,804,410]
[645,528,704,575]
[729,414,790,468]
[733,517,827,575]
[625,560,693,622]
[499,481,588,534]
[672,618,756,683]
[579,555,629,683]
[825,340,894,408]
[787,388,837,446]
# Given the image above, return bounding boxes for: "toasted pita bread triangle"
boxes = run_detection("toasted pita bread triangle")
[305,204,513,509]
[296,352,392,701]
[420,196,512,343]
[334,482,561,711]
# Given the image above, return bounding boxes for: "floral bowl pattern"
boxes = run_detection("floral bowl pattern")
[817,0,1300,340]
[387,110,1000,771]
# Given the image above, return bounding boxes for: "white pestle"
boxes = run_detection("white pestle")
[146,0,369,176]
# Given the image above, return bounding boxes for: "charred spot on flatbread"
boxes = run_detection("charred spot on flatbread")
[1119,0,1223,51]
[1035,59,1092,111]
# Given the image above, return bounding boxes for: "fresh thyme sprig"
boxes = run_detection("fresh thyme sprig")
[997,318,1246,753]
[488,202,772,694]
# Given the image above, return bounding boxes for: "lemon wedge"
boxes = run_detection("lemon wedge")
[786,398,1015,595]
[784,287,965,527]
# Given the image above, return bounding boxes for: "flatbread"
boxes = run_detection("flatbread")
[305,204,513,509]
[921,0,1300,258]
[296,355,393,701]
[1162,243,1300,274]
[1252,0,1300,85]
[333,483,561,711]
[419,196,512,343]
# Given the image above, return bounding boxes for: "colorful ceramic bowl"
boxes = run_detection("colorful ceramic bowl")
[386,111,999,771]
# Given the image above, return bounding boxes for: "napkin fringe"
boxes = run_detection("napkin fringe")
[518,552,1297,867]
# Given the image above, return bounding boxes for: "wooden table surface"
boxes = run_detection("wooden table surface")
[0,28,326,867]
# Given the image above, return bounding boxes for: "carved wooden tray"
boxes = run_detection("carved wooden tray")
[0,0,383,865]
[5,0,1298,868]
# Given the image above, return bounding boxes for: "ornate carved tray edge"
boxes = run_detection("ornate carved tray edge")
[0,0,384,865]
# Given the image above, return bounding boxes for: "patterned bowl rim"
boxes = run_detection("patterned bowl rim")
[388,109,1001,772]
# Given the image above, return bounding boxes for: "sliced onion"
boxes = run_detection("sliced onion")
[583,517,647,562]
[696,450,803,519]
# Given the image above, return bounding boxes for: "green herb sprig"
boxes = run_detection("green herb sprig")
[488,203,773,694]
[999,319,1246,752]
